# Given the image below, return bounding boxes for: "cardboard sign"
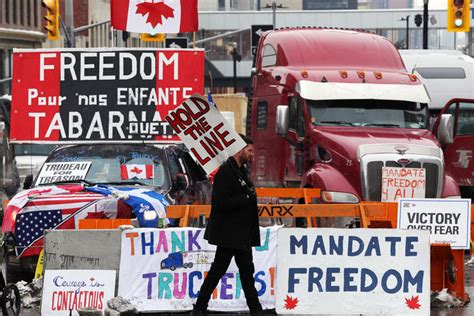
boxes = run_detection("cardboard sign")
[398,198,472,249]
[118,227,279,312]
[165,94,246,174]
[381,167,426,201]
[276,228,430,315]
[11,48,204,143]
[41,269,116,315]
[37,162,91,185]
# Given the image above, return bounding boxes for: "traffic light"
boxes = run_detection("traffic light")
[414,14,422,27]
[141,33,165,42]
[447,0,470,32]
[42,0,59,40]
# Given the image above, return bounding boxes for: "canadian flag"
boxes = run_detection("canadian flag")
[121,164,154,180]
[111,0,198,34]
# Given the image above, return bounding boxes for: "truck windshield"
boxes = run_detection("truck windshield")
[35,144,171,190]
[14,144,56,156]
[307,99,429,129]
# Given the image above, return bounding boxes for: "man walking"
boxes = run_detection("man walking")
[192,134,263,316]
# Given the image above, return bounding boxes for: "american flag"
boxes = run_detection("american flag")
[13,192,108,258]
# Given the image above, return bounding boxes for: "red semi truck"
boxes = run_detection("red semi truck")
[248,28,461,206]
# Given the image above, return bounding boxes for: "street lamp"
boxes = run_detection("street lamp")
[399,15,410,49]
[230,42,241,93]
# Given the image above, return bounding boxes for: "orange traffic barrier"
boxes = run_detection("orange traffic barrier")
[78,219,131,229]
[166,188,472,303]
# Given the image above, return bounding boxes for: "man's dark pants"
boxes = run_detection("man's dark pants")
[195,246,263,313]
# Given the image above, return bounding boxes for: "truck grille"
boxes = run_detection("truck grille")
[366,160,440,201]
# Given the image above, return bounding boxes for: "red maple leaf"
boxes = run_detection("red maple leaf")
[131,167,143,174]
[284,295,298,310]
[405,295,421,310]
[90,277,95,282]
[135,2,175,28]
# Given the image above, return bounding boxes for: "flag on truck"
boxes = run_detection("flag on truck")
[120,164,154,180]
[111,0,198,33]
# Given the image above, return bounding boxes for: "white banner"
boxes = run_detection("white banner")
[276,228,430,315]
[41,269,116,316]
[398,198,472,249]
[118,227,279,312]
[381,167,426,201]
[37,162,92,185]
[165,94,246,174]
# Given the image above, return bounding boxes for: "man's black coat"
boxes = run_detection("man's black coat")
[204,157,261,249]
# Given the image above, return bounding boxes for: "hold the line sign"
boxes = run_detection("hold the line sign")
[165,94,246,174]
[398,198,472,249]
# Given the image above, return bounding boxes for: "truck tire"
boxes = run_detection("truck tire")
[188,263,193,268]
[1,284,21,316]
[170,266,176,271]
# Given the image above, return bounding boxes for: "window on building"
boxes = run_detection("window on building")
[262,45,276,67]
[218,0,225,11]
[5,0,10,24]
[416,67,466,79]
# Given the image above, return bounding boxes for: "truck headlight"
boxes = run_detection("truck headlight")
[321,191,359,203]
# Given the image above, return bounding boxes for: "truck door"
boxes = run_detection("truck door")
[283,96,306,187]
[434,99,474,199]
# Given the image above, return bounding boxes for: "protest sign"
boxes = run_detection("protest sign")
[398,198,472,249]
[276,228,430,315]
[11,48,204,143]
[118,227,279,312]
[41,269,116,315]
[165,94,246,174]
[381,167,426,201]
[36,162,91,185]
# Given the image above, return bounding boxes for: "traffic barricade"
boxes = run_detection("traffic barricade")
[166,188,472,304]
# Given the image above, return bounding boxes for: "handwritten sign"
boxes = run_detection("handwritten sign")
[118,227,279,312]
[37,162,91,185]
[398,198,472,249]
[381,167,426,201]
[41,269,116,315]
[11,48,204,143]
[165,94,246,174]
[276,228,430,315]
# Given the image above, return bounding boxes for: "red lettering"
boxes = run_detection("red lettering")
[204,131,224,155]
[71,292,79,311]
[98,292,104,309]
[191,147,211,165]
[198,117,211,132]
[165,108,192,133]
[213,122,236,147]
[189,96,210,116]
[52,291,57,311]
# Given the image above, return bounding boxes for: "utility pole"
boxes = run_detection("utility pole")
[272,1,276,29]
[65,0,75,47]
[400,16,410,49]
[423,0,429,49]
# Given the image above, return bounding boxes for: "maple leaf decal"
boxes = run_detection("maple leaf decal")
[405,295,421,310]
[284,295,298,310]
[136,1,175,28]
[131,167,143,174]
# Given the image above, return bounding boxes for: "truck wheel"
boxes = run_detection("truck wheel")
[1,284,21,316]
[170,266,176,271]
[447,260,456,284]
[188,263,193,268]
[183,263,188,268]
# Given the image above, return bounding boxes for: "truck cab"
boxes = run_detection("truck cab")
[249,28,459,204]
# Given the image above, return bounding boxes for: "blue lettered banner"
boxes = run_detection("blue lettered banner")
[118,227,279,312]
[276,228,430,315]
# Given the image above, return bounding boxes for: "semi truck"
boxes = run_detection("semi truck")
[248,28,461,210]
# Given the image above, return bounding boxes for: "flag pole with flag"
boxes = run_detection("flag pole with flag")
[111,0,198,34]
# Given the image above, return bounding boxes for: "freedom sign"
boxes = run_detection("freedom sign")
[41,269,116,315]
[381,167,426,201]
[276,228,430,315]
[398,198,472,249]
[165,94,246,174]
[118,227,278,312]
[11,48,204,143]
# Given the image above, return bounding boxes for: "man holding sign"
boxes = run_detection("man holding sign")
[191,135,263,315]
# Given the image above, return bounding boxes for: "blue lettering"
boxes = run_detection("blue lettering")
[255,271,266,296]
[308,267,323,292]
[142,273,157,299]
[348,236,364,256]
[312,235,326,255]
[329,236,343,255]
[290,236,307,255]
[382,269,402,294]
[403,270,424,293]
[385,237,401,256]
[188,230,201,251]
[405,236,418,256]
[189,271,202,298]
[326,268,340,292]
[364,237,381,256]
[288,268,306,293]
[343,268,358,292]
[361,268,377,292]
[141,232,155,255]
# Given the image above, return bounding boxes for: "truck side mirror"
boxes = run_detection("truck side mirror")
[174,173,188,191]
[437,114,454,145]
[276,105,289,136]
[23,174,33,190]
